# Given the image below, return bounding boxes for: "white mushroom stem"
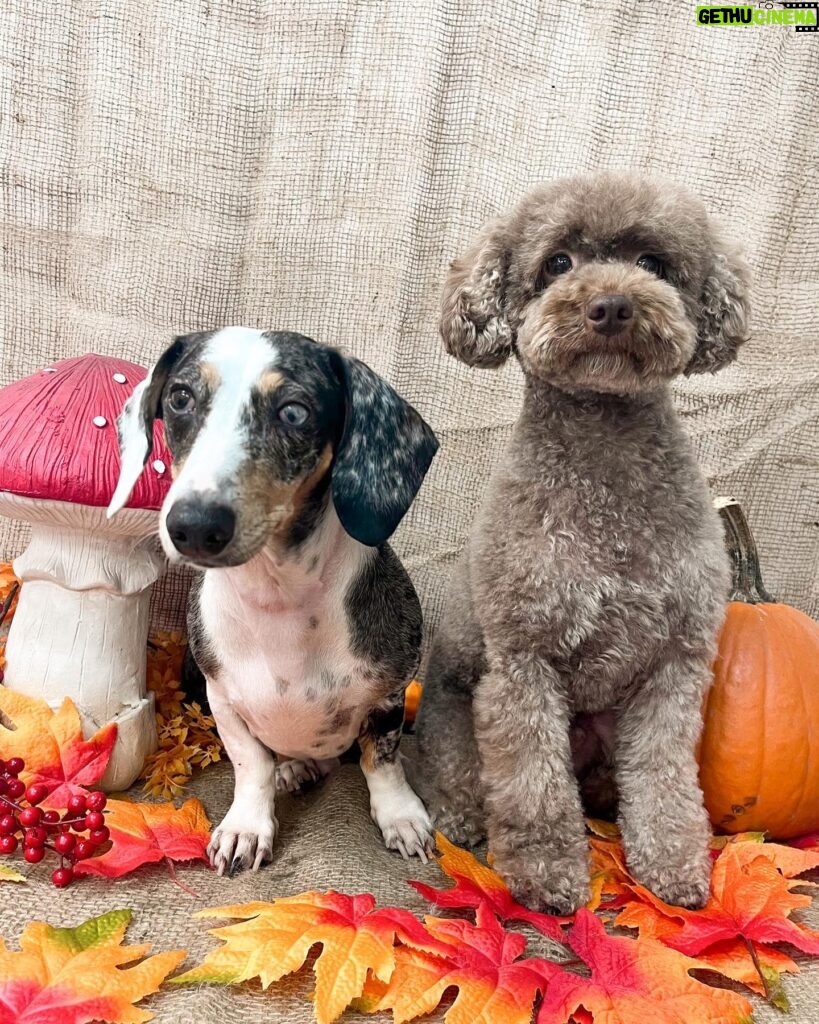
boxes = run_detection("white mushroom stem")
[0,493,164,791]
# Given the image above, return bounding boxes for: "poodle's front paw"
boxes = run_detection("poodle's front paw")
[635,856,712,910]
[493,840,590,915]
[625,826,713,910]
[208,805,279,876]
[428,800,487,849]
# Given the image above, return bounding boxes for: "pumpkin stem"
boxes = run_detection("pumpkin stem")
[715,498,775,604]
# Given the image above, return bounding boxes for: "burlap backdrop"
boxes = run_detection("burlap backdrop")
[1,0,817,630]
[1,4,818,1022]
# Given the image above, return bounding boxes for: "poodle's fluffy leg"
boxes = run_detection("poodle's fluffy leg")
[416,666,486,848]
[616,653,713,909]
[415,558,487,848]
[474,655,590,915]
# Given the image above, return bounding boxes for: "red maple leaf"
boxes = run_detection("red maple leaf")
[617,841,819,1004]
[534,909,753,1024]
[373,902,553,1024]
[73,797,211,885]
[410,832,568,942]
[629,843,819,956]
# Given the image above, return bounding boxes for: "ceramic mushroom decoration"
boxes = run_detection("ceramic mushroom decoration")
[0,354,172,790]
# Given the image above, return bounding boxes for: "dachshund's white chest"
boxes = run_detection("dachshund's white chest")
[199,552,375,760]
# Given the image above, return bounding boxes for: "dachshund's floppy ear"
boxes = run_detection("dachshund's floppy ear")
[440,216,514,369]
[108,335,193,516]
[686,239,751,375]
[329,352,438,547]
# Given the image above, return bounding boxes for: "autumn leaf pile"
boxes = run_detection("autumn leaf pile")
[141,630,223,799]
[164,828,819,1024]
[4,564,819,1021]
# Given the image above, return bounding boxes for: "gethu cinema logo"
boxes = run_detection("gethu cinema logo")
[697,5,817,23]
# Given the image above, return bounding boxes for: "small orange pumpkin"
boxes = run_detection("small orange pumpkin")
[403,679,423,725]
[698,499,819,839]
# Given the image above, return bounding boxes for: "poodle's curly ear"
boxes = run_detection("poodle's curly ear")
[439,217,514,368]
[686,240,751,375]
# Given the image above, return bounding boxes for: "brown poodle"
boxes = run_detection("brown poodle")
[416,172,750,912]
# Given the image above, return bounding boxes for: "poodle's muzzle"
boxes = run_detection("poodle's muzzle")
[516,262,697,395]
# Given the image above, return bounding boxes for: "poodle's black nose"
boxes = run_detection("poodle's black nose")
[586,294,633,336]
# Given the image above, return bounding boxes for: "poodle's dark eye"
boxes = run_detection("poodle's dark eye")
[168,386,195,414]
[545,253,573,276]
[278,402,309,427]
[636,254,666,278]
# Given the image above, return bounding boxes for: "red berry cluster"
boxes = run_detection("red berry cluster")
[0,756,111,888]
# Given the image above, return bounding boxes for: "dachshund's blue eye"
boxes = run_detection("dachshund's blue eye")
[278,402,309,426]
[637,254,665,278]
[545,253,573,276]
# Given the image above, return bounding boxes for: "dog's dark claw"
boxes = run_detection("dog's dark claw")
[229,855,245,877]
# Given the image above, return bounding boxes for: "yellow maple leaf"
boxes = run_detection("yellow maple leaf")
[0,908,185,1023]
[0,863,27,884]
[174,892,444,1024]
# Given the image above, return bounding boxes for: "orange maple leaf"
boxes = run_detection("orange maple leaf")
[73,797,211,883]
[0,689,116,806]
[0,908,185,1023]
[617,841,819,1004]
[175,891,444,1024]
[0,562,19,623]
[534,908,753,1024]
[410,832,568,942]
[373,902,553,1024]
[616,891,798,1004]
[725,838,819,878]
[587,835,634,912]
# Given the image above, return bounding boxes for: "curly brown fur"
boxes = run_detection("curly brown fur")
[417,172,749,913]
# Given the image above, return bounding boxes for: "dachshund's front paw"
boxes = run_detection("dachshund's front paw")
[371,784,435,862]
[208,806,279,876]
[381,811,435,862]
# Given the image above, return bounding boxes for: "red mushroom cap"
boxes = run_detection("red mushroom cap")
[0,354,171,511]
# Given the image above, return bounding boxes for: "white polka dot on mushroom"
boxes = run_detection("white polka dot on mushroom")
[92,415,108,428]
[152,459,166,474]
[112,372,127,384]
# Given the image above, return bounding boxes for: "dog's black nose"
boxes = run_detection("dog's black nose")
[166,500,236,559]
[586,294,633,336]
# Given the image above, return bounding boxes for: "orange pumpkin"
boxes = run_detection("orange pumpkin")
[698,499,819,840]
[403,679,423,725]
